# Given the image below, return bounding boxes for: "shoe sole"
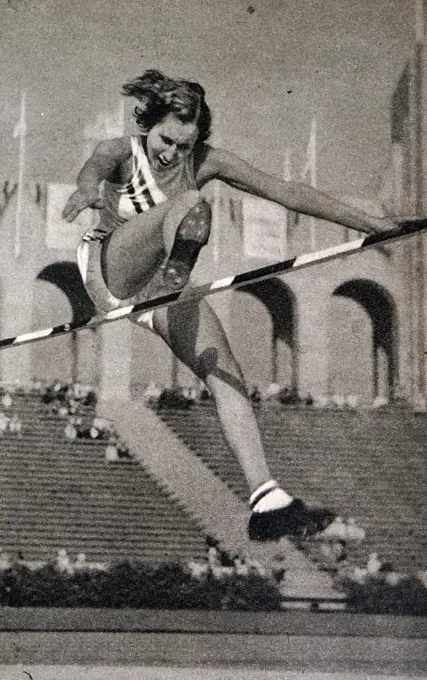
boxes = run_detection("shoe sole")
[248,507,336,542]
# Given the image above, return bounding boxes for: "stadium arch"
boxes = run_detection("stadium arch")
[33,261,97,384]
[328,278,397,401]
[229,278,298,392]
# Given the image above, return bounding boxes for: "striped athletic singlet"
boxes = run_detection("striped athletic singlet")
[78,135,200,324]
[99,135,197,232]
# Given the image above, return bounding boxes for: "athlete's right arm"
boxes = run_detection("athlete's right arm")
[62,138,132,223]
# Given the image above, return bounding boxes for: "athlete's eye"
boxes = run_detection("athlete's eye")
[161,135,173,145]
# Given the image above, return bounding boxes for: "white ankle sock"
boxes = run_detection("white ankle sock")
[250,480,293,513]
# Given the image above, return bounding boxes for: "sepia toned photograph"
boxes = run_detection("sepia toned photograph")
[0,0,426,678]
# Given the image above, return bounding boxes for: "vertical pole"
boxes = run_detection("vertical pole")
[283,148,292,249]
[301,118,317,250]
[212,181,221,264]
[211,108,222,264]
[118,98,125,137]
[71,332,78,383]
[414,0,426,401]
[14,90,26,258]
[284,149,299,391]
[309,118,317,251]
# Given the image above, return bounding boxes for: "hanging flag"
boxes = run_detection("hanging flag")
[300,118,317,250]
[13,119,27,139]
[415,0,426,43]
[13,95,28,139]
[242,196,288,261]
[283,147,298,233]
[301,118,317,186]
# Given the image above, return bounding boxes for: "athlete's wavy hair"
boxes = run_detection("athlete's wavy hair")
[122,69,212,142]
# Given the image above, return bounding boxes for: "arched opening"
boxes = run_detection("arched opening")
[229,279,298,390]
[37,262,95,323]
[329,279,397,400]
[33,262,97,384]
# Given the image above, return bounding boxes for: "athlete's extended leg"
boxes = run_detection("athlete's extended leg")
[147,297,335,541]
[154,297,272,491]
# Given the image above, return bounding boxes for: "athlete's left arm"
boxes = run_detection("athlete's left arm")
[205,147,395,235]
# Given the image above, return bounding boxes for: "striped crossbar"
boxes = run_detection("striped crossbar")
[1,217,426,350]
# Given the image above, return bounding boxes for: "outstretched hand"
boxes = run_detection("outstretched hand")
[62,189,105,223]
[362,215,427,245]
[366,216,397,235]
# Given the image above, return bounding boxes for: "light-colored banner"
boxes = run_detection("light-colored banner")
[242,195,288,260]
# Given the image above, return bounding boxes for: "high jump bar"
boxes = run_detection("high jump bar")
[1,217,426,350]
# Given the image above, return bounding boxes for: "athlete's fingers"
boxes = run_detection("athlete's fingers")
[62,202,84,222]
[61,200,76,220]
[62,191,85,220]
[366,216,396,234]
[62,192,105,222]
[378,217,396,232]
[371,216,426,235]
[62,206,78,222]
[64,207,82,223]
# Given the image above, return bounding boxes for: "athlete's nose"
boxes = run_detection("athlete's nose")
[163,144,177,163]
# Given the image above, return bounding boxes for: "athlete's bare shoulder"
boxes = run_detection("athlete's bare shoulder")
[194,144,243,187]
[91,136,132,163]
[193,143,223,187]
[89,137,133,184]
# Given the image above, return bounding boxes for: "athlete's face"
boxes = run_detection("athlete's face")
[147,113,198,172]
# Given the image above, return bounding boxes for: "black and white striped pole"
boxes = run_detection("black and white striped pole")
[0,217,426,350]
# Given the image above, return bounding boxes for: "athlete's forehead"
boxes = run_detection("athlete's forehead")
[155,113,198,144]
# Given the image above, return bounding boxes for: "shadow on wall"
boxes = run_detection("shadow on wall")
[37,262,95,323]
[328,279,397,401]
[32,261,97,384]
[230,278,298,391]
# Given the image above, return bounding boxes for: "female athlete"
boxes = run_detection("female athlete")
[63,69,395,542]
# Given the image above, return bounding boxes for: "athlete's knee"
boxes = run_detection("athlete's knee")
[171,189,201,214]
[196,348,247,394]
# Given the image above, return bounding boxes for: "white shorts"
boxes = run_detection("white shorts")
[76,190,202,333]
[76,231,156,332]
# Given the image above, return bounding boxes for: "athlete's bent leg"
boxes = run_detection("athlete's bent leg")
[102,190,203,299]
[162,199,211,289]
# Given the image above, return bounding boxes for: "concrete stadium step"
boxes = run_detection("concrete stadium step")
[0,491,202,518]
[100,397,341,600]
[157,403,427,573]
[0,541,200,563]
[0,392,208,563]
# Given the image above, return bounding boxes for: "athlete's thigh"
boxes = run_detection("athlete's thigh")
[102,190,202,299]
[102,207,168,298]
[153,297,239,379]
